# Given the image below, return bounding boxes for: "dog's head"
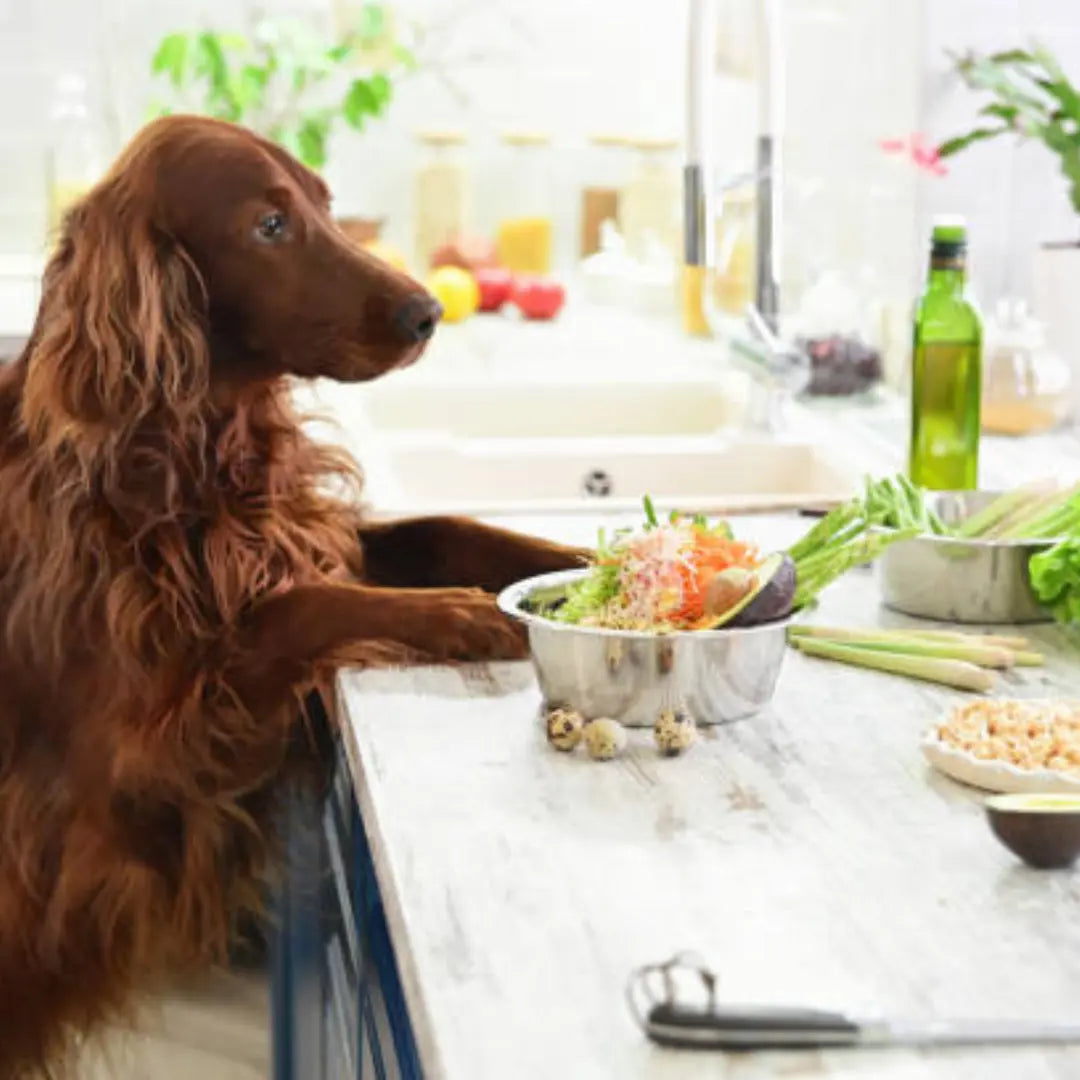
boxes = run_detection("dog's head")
[25,115,440,434]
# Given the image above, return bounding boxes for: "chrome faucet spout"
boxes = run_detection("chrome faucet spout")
[684,0,784,330]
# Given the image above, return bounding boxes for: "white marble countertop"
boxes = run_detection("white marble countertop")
[337,509,1080,1080]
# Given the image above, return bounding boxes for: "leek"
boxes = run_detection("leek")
[790,637,996,692]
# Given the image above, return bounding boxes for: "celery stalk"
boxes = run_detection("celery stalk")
[985,488,1068,539]
[791,638,996,692]
[953,483,1052,539]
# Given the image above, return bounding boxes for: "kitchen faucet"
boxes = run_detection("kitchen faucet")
[684,0,806,432]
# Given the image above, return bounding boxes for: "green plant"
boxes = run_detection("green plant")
[149,5,415,171]
[937,46,1080,215]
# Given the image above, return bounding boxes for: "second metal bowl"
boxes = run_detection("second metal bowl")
[877,490,1058,625]
[497,569,791,728]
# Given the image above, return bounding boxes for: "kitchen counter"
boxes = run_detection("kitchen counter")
[331,514,1080,1080]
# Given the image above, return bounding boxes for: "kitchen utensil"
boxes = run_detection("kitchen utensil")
[497,569,790,728]
[877,491,1058,624]
[627,953,1080,1051]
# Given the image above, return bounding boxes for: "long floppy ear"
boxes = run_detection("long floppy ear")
[22,182,210,449]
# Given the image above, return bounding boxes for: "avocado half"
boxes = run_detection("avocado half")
[705,553,797,629]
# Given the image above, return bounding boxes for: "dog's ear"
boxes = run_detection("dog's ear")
[23,183,210,448]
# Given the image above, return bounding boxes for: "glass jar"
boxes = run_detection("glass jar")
[580,133,628,259]
[982,300,1072,436]
[495,131,554,275]
[789,268,884,399]
[618,137,680,262]
[413,130,469,272]
[710,189,755,317]
[45,73,103,242]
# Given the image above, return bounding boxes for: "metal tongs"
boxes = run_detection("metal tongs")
[626,953,1080,1052]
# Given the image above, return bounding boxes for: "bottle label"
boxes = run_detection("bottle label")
[930,253,966,273]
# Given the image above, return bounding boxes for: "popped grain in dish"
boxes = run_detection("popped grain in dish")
[937,700,1080,774]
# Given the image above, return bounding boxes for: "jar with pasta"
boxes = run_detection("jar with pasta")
[413,130,469,272]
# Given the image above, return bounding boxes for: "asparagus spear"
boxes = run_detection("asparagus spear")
[787,500,864,565]
[790,638,996,692]
[793,528,918,608]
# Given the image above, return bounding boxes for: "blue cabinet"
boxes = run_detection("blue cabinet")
[272,749,424,1080]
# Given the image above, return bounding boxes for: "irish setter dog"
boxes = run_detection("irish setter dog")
[0,115,583,1077]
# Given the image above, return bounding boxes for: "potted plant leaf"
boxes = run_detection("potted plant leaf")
[936,45,1080,415]
[149,6,414,245]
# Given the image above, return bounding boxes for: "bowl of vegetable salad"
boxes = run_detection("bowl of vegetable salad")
[498,489,920,728]
[497,502,798,727]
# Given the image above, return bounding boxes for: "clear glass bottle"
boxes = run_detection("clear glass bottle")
[413,130,469,271]
[495,131,553,274]
[909,218,983,491]
[45,73,103,242]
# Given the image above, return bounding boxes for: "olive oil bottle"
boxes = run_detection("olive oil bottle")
[909,219,982,490]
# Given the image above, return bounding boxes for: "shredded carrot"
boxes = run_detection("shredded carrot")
[668,530,760,624]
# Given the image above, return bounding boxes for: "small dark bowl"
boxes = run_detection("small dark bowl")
[985,794,1080,870]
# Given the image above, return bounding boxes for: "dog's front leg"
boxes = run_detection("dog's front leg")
[226,582,526,714]
[357,515,590,593]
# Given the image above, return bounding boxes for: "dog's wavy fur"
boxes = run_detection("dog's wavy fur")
[0,116,582,1077]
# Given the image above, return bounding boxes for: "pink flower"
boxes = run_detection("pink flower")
[880,132,948,177]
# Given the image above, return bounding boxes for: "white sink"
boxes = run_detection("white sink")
[292,313,871,518]
[358,373,750,439]
[361,434,861,516]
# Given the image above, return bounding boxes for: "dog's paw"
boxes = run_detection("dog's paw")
[414,589,529,662]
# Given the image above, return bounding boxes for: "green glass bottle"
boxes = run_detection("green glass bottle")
[909,218,982,491]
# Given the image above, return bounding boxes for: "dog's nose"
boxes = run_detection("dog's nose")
[392,294,443,343]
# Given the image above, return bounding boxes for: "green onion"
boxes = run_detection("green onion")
[790,637,996,692]
[643,494,658,529]
[787,625,1016,667]
[900,628,1031,650]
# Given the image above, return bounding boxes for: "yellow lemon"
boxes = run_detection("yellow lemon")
[426,266,479,323]
[363,239,409,273]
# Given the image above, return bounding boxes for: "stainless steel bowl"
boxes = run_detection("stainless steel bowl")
[497,569,791,728]
[877,491,1058,625]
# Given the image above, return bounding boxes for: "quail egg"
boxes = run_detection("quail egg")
[583,717,628,761]
[545,707,585,751]
[654,709,696,756]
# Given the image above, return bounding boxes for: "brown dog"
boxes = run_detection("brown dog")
[0,115,583,1077]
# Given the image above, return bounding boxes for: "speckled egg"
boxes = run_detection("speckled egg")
[583,717,628,761]
[654,709,696,756]
[545,707,585,751]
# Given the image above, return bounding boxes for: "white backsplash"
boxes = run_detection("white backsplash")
[2,0,1080,323]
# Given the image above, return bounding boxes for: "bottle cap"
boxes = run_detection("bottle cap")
[931,216,967,246]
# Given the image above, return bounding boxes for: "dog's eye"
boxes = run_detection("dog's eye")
[255,211,288,243]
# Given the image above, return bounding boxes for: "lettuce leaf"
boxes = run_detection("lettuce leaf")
[1030,538,1080,625]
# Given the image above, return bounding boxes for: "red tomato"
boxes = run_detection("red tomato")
[511,276,566,320]
[474,267,514,312]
